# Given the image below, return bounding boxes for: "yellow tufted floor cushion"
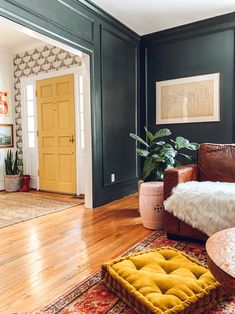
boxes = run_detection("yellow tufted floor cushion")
[101,247,227,314]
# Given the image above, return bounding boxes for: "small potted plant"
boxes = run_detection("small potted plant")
[130,127,199,230]
[4,150,21,192]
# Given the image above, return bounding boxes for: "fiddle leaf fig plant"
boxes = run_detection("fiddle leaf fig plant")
[130,127,199,182]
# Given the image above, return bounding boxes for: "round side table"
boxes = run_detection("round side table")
[206,228,235,294]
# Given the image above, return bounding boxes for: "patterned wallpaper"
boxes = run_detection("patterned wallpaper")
[13,44,82,168]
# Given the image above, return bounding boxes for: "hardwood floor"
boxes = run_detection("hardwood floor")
[0,192,153,313]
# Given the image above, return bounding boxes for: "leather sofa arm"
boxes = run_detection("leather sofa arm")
[164,164,198,200]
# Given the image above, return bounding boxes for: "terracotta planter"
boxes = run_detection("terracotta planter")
[139,181,164,230]
[4,174,21,192]
[138,179,144,193]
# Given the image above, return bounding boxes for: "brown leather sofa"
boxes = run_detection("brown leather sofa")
[163,143,235,241]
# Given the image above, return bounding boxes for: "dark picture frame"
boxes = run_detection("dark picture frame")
[0,124,14,148]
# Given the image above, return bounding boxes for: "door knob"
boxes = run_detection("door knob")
[69,135,75,144]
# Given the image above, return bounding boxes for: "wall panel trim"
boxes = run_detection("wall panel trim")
[100,25,138,188]
[6,0,95,43]
[141,11,235,46]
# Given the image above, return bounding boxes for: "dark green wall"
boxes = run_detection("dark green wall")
[0,0,139,207]
[141,13,235,145]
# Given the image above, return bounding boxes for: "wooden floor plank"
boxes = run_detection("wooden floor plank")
[0,192,153,313]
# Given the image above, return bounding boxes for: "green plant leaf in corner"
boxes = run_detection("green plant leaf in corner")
[160,147,177,158]
[154,141,165,146]
[137,148,149,157]
[186,142,200,150]
[144,127,155,142]
[130,133,149,147]
[154,128,171,139]
[174,136,189,149]
[166,156,175,166]
[178,152,194,162]
[151,154,165,162]
[141,158,156,181]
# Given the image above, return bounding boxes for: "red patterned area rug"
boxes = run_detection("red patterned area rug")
[38,231,235,314]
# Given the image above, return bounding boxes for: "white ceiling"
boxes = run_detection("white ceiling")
[91,0,235,35]
[0,16,82,56]
[0,18,45,53]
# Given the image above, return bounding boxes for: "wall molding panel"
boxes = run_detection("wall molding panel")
[100,25,138,188]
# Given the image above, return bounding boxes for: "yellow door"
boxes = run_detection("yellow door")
[36,74,76,194]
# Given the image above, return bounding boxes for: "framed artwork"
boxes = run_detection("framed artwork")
[0,124,14,148]
[156,73,220,124]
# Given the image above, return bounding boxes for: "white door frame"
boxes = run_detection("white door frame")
[21,62,93,207]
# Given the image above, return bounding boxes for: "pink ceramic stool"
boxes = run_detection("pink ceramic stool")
[139,182,164,230]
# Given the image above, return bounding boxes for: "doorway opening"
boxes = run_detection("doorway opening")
[0,16,92,207]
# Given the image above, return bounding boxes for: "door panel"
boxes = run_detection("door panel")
[58,154,72,182]
[43,137,55,147]
[41,84,53,98]
[41,102,54,130]
[37,74,76,194]
[58,100,71,129]
[58,136,70,147]
[56,82,69,95]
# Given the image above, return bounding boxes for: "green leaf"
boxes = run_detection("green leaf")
[13,151,19,175]
[175,161,183,167]
[141,158,156,181]
[154,128,171,139]
[148,143,161,151]
[130,133,149,147]
[186,142,200,150]
[154,141,165,146]
[144,127,154,142]
[5,150,19,175]
[160,147,177,158]
[175,136,189,149]
[151,154,165,162]
[166,156,175,166]
[137,148,149,157]
[178,153,194,162]
[148,141,165,152]
[165,143,173,148]
[154,169,164,181]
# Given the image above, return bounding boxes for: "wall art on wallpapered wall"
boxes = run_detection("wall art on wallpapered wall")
[13,44,82,168]
[0,124,13,148]
[0,91,9,116]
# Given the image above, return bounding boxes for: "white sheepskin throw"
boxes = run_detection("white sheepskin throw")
[164,181,235,236]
